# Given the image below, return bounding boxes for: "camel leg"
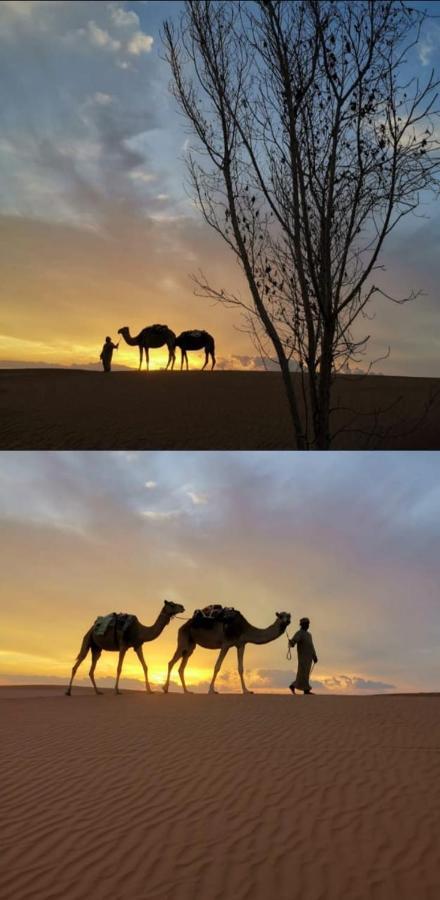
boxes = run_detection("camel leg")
[135,646,153,693]
[237,645,253,695]
[185,351,189,370]
[178,645,195,693]
[211,352,216,370]
[89,647,103,695]
[180,349,184,371]
[209,646,229,694]
[139,346,143,371]
[163,646,184,693]
[202,350,208,370]
[114,647,127,694]
[145,348,149,371]
[163,641,194,693]
[66,652,87,696]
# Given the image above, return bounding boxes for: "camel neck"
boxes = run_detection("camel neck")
[138,611,170,642]
[122,330,140,346]
[245,620,284,645]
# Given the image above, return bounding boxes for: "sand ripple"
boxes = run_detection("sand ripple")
[1,691,440,899]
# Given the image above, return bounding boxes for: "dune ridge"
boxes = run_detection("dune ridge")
[1,369,440,449]
[2,688,440,899]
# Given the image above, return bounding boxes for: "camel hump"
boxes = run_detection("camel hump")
[150,323,169,332]
[188,329,205,338]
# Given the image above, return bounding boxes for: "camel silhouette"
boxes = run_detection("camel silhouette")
[66,600,185,695]
[118,325,176,371]
[163,609,291,694]
[175,330,216,370]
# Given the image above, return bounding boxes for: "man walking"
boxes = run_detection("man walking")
[289,617,318,695]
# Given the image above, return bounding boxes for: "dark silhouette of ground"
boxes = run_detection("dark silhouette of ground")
[1,370,440,450]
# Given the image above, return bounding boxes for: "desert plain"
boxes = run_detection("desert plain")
[2,686,440,900]
[1,369,440,450]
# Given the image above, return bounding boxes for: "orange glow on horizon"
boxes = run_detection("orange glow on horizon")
[0,335,258,372]
[0,650,403,694]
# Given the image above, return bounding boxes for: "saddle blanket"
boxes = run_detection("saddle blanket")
[93,612,136,638]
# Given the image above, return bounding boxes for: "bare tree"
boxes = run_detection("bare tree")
[163,0,440,449]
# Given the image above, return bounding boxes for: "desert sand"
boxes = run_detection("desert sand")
[2,687,440,900]
[1,369,440,449]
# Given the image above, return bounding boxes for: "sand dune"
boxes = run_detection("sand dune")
[1,369,440,449]
[2,687,440,900]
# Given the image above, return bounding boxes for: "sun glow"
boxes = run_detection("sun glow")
[0,335,218,372]
[0,335,191,372]
[116,345,177,372]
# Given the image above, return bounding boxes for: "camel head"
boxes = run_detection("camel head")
[163,600,185,619]
[118,326,129,336]
[275,611,291,632]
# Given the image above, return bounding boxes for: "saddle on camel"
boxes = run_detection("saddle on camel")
[191,604,240,638]
[93,612,138,647]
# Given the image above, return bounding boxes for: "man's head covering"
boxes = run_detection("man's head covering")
[105,336,111,342]
[300,617,310,627]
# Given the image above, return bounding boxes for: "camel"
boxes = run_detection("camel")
[175,330,216,370]
[66,600,185,695]
[118,324,176,371]
[163,609,291,694]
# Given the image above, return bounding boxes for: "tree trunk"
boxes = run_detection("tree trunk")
[315,323,335,450]
[278,358,306,450]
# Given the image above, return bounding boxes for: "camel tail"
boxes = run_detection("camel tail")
[76,626,94,661]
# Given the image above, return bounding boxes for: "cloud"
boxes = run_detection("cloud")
[313,676,396,693]
[249,669,395,692]
[0,359,133,371]
[0,0,62,21]
[145,481,157,489]
[0,1,178,235]
[214,354,300,372]
[417,26,440,67]
[141,509,182,521]
[92,92,114,107]
[110,6,140,29]
[127,32,154,55]
[186,491,208,506]
[249,669,292,688]
[418,38,434,67]
[130,170,156,183]
[86,20,121,51]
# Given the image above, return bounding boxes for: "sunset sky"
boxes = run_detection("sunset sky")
[1,0,440,373]
[1,450,439,693]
